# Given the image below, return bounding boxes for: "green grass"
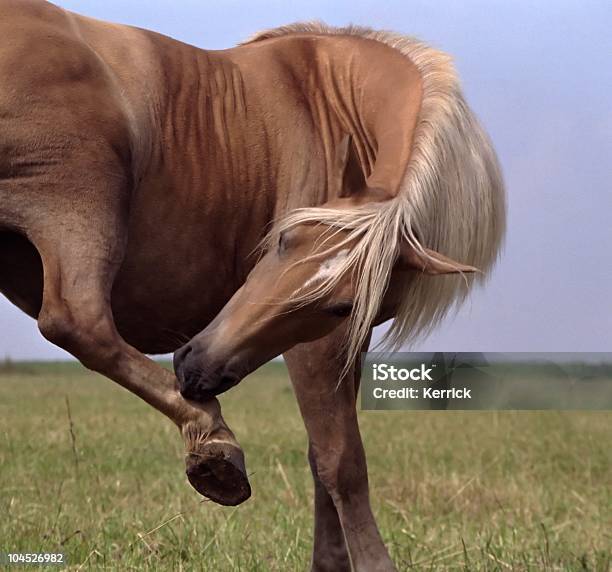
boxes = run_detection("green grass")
[0,362,610,571]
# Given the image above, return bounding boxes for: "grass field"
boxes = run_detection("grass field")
[0,361,610,571]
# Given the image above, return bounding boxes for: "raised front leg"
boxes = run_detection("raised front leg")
[285,330,397,572]
[27,189,249,506]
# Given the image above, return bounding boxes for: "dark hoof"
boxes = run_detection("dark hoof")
[185,441,251,506]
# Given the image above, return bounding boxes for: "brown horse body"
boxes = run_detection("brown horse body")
[0,2,505,569]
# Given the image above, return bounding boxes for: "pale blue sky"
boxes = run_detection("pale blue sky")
[1,0,611,359]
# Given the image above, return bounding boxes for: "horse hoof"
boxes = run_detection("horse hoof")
[185,440,251,506]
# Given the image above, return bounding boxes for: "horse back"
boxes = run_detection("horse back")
[0,0,160,192]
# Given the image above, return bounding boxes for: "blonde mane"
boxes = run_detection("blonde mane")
[245,23,506,372]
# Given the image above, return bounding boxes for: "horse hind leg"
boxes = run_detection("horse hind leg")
[23,171,250,506]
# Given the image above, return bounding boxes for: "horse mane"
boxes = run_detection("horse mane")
[244,23,506,373]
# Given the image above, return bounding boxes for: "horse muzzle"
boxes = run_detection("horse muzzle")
[174,343,242,402]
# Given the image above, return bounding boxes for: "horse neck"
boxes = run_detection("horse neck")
[230,33,423,206]
[138,33,421,247]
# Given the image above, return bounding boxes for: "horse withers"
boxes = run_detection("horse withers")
[0,3,505,570]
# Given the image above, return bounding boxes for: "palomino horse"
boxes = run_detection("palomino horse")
[0,1,505,569]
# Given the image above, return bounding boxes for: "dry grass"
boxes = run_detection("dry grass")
[0,362,610,570]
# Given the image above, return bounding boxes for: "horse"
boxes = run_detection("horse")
[0,2,505,569]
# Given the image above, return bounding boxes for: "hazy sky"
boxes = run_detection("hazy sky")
[1,0,611,359]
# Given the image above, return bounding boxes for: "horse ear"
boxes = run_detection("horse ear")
[335,134,367,197]
[396,242,479,275]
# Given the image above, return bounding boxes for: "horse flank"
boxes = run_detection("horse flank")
[247,22,506,372]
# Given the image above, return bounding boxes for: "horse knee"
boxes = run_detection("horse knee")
[315,457,343,496]
[38,304,77,348]
[38,301,120,369]
[312,445,368,503]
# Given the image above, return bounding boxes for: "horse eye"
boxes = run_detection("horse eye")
[326,301,354,318]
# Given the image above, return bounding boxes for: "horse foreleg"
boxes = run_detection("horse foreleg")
[306,442,352,571]
[28,199,250,506]
[284,330,396,572]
